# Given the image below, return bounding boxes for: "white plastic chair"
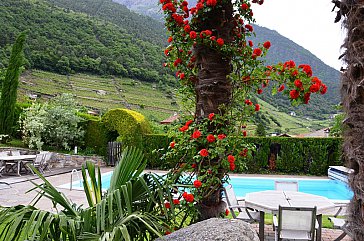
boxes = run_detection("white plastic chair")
[223,184,260,223]
[275,180,299,191]
[273,206,317,241]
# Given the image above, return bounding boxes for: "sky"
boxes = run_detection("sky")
[251,0,346,70]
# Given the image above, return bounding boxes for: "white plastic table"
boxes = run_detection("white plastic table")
[0,155,36,176]
[245,190,336,241]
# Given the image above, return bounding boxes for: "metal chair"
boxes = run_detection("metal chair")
[328,203,352,240]
[273,206,317,241]
[274,180,299,191]
[223,184,260,223]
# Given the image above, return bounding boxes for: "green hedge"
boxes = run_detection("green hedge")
[102,108,152,148]
[140,136,343,176]
[241,137,343,175]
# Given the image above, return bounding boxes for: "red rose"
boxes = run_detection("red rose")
[182,192,187,198]
[291,70,298,77]
[257,89,263,94]
[165,202,171,209]
[278,85,285,92]
[181,1,188,6]
[245,99,252,105]
[309,83,320,93]
[299,64,313,77]
[191,163,197,168]
[229,163,235,171]
[240,148,248,157]
[311,76,322,85]
[199,149,209,157]
[168,36,173,43]
[210,36,216,41]
[206,0,217,6]
[208,113,215,120]
[290,89,300,99]
[242,130,247,137]
[185,193,194,202]
[173,199,180,205]
[241,3,249,10]
[184,25,191,33]
[164,49,169,56]
[216,38,224,46]
[245,24,253,32]
[173,58,182,67]
[320,84,327,94]
[206,134,215,143]
[193,180,202,188]
[179,125,188,132]
[192,130,201,139]
[186,120,193,126]
[248,40,253,47]
[165,231,171,235]
[196,2,203,9]
[227,155,235,163]
[294,79,303,89]
[218,134,226,140]
[255,104,260,111]
[225,209,230,216]
[170,141,175,148]
[263,41,271,49]
[189,31,197,39]
[253,48,262,56]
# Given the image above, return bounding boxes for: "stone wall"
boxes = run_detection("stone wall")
[0,147,105,168]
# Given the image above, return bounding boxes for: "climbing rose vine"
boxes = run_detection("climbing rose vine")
[160,0,328,227]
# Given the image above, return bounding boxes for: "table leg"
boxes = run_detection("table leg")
[316,214,322,241]
[17,161,21,176]
[259,211,265,241]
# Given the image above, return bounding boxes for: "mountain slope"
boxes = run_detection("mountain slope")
[112,0,341,118]
[0,0,168,82]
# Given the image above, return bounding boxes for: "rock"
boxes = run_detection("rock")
[155,218,259,241]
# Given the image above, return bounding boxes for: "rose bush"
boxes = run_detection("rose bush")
[159,0,327,227]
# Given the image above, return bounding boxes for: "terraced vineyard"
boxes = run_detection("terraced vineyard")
[17,70,331,134]
[18,70,178,122]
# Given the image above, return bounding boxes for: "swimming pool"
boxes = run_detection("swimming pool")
[62,172,353,201]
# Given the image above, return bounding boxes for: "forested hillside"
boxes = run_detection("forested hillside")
[0,0,169,82]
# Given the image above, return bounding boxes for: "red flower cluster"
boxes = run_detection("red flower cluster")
[216,38,224,46]
[193,179,202,188]
[173,199,180,205]
[227,155,235,171]
[218,134,226,140]
[263,41,271,49]
[255,104,260,111]
[192,130,201,138]
[179,119,193,132]
[170,141,175,148]
[206,0,217,7]
[298,64,313,77]
[290,89,300,99]
[165,202,171,209]
[208,113,215,120]
[199,148,209,157]
[183,192,194,202]
[206,134,215,143]
[241,3,249,10]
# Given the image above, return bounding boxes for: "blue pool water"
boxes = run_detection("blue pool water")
[64,172,353,201]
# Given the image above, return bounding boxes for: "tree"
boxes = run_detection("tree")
[161,0,327,220]
[255,122,266,136]
[0,31,27,135]
[332,1,364,239]
[329,113,345,137]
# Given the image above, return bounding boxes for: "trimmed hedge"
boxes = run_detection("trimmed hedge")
[140,136,343,176]
[102,108,152,148]
[241,137,343,175]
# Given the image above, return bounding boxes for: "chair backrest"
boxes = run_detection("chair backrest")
[10,150,21,156]
[43,152,53,162]
[275,181,299,191]
[224,184,239,206]
[278,206,317,233]
[34,152,47,164]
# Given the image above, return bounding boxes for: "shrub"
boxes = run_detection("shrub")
[102,108,151,148]
[83,118,109,156]
[21,94,85,150]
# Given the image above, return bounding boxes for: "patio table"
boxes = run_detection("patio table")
[245,190,336,241]
[0,155,36,176]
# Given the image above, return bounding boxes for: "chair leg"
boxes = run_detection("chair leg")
[334,232,347,241]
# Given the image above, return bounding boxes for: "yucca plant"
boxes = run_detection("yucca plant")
[0,147,169,240]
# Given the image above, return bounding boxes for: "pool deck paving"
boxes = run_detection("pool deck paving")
[0,167,352,240]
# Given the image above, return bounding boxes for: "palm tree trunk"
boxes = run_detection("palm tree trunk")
[336,1,364,240]
[193,1,234,220]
